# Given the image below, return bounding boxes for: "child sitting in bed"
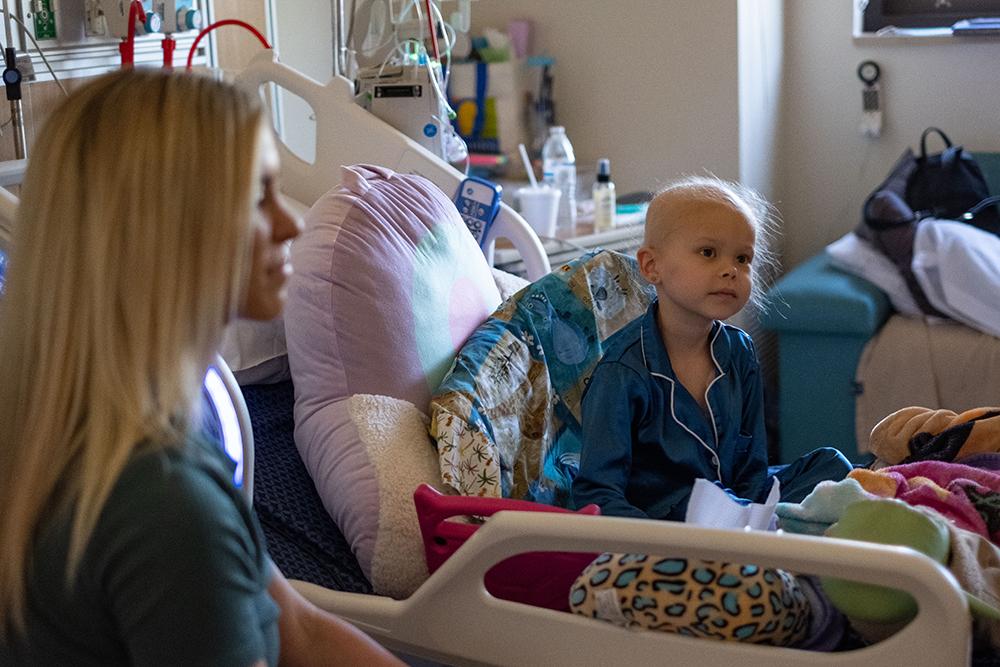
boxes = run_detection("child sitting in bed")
[571,176,853,521]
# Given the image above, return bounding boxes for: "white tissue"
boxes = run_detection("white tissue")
[684,478,780,531]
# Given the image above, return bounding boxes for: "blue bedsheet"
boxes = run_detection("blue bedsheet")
[242,380,371,594]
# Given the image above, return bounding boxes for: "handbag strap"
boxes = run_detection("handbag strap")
[920,127,953,158]
[963,195,1000,220]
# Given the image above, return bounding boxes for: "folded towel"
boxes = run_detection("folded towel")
[775,478,876,535]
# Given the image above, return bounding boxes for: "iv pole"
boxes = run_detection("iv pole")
[332,0,343,77]
[0,0,26,159]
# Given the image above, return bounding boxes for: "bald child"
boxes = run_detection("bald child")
[571,176,852,520]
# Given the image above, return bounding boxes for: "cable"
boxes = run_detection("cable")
[427,2,454,56]
[119,0,145,68]
[0,10,66,96]
[161,35,175,69]
[375,38,411,77]
[186,19,270,71]
[422,0,438,62]
[426,0,454,89]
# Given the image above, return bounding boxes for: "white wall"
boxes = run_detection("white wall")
[471,0,741,195]
[266,1,1000,269]
[778,2,1000,267]
[270,0,335,163]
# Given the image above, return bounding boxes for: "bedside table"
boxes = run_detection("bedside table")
[494,208,647,276]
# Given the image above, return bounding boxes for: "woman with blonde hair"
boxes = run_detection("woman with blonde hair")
[0,69,401,666]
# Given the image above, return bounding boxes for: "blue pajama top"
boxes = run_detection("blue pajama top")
[571,300,770,520]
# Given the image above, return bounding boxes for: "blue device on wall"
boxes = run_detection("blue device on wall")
[454,176,503,248]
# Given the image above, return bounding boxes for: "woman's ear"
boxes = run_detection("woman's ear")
[636,245,658,284]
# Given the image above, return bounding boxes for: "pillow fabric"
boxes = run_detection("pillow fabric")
[491,266,530,301]
[430,250,655,505]
[569,553,812,646]
[913,218,1000,338]
[825,232,921,316]
[284,164,501,594]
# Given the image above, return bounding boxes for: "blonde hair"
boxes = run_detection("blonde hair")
[0,69,265,634]
[642,175,780,312]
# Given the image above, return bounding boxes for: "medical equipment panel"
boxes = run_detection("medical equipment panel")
[356,63,446,158]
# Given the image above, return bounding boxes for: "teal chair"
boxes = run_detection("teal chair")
[761,152,1000,464]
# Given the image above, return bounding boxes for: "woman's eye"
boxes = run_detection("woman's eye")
[700,247,715,258]
[258,177,277,209]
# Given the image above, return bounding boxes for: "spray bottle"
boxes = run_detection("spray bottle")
[592,158,616,232]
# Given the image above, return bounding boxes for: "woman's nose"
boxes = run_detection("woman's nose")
[271,199,303,244]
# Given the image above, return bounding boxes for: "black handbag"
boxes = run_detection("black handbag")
[907,127,999,232]
[863,127,999,233]
[858,127,1000,316]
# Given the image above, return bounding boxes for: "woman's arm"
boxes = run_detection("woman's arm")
[268,564,405,667]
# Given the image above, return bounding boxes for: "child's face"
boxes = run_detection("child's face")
[637,199,755,327]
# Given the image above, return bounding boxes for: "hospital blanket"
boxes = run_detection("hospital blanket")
[849,461,1000,545]
[431,250,655,504]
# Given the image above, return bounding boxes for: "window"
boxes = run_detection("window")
[862,0,1000,32]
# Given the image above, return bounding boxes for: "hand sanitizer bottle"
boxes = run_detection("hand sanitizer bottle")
[592,158,616,232]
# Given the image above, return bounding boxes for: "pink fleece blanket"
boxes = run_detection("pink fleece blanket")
[849,461,1000,544]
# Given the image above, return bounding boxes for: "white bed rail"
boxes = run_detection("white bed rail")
[235,50,551,281]
[0,162,23,233]
[294,511,971,667]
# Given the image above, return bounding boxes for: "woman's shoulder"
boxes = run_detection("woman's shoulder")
[103,438,249,540]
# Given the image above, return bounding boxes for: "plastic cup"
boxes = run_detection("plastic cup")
[516,186,561,238]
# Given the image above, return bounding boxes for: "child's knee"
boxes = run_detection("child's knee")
[809,446,853,478]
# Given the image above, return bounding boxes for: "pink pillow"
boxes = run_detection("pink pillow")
[284,165,501,593]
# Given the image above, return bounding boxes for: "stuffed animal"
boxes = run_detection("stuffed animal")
[568,553,811,646]
[870,406,1000,465]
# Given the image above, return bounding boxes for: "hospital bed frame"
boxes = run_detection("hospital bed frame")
[0,54,975,666]
[238,51,975,666]
[235,50,550,282]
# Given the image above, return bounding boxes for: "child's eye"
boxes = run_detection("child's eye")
[737,254,751,264]
[700,247,715,258]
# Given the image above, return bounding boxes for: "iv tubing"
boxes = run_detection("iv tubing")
[119,0,145,68]
[162,35,176,69]
[186,19,271,71]
[422,0,438,62]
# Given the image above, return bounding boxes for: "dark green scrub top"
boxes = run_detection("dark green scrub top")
[0,436,280,666]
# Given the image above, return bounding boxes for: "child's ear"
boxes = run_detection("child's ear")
[636,246,659,284]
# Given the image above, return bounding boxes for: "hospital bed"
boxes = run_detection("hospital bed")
[231,51,975,666]
[0,54,977,666]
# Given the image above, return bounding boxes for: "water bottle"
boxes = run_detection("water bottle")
[541,126,577,229]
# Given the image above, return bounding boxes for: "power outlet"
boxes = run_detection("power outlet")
[84,0,109,37]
